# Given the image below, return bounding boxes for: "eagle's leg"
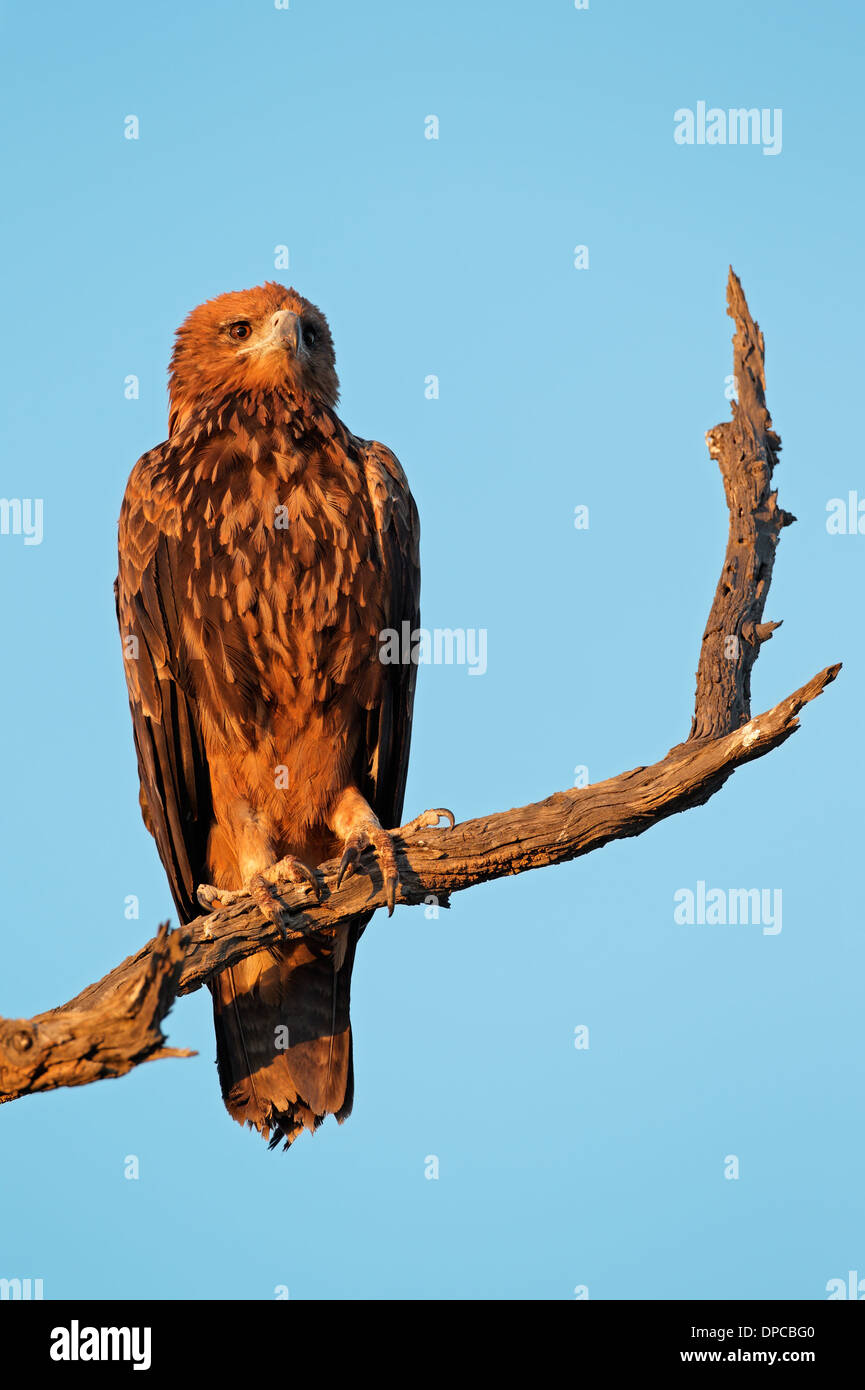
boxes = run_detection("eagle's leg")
[331,790,454,916]
[331,786,399,914]
[196,798,321,932]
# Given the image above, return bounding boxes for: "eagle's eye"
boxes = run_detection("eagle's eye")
[228,321,252,341]
[302,324,317,350]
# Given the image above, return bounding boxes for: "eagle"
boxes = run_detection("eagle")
[115,282,449,1149]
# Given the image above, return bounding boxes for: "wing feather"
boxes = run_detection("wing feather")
[357,438,421,831]
[116,458,212,924]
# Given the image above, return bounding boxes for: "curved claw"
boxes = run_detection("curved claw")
[335,826,400,914]
[400,806,456,835]
[336,843,360,890]
[196,883,238,912]
[292,860,323,902]
[383,868,397,917]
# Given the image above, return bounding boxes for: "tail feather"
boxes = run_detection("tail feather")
[210,925,361,1151]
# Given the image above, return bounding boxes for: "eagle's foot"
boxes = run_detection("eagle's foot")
[336,824,400,916]
[196,857,321,936]
[257,856,322,903]
[399,807,455,836]
[334,807,454,916]
[253,862,342,954]
[249,859,322,938]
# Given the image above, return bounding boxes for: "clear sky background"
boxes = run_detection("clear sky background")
[1,0,862,1300]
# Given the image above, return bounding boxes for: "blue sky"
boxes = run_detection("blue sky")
[1,0,862,1299]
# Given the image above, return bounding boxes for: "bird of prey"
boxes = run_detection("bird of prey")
[115,282,450,1149]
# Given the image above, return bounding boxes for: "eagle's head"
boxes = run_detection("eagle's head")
[168,282,339,435]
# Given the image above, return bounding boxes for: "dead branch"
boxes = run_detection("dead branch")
[0,925,194,1101]
[691,269,794,739]
[0,270,840,1107]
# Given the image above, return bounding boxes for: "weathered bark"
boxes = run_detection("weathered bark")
[690,268,794,739]
[0,270,840,1107]
[0,925,194,1100]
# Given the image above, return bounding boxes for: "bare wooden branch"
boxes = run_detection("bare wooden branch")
[0,271,840,1109]
[0,925,194,1101]
[690,268,795,739]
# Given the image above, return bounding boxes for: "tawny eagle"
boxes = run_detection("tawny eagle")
[116,282,449,1149]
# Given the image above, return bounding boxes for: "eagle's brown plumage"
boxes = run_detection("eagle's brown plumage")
[115,282,420,1149]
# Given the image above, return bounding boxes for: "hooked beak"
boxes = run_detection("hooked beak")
[268,309,301,356]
